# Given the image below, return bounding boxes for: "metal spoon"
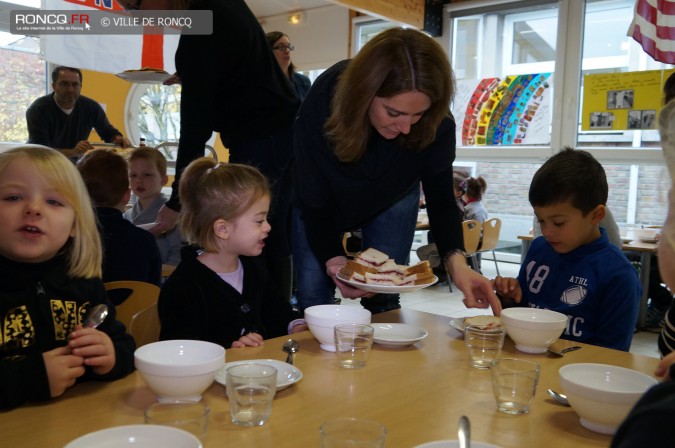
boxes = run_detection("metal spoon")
[547,389,570,406]
[84,304,109,329]
[546,345,582,357]
[458,415,471,448]
[282,339,299,365]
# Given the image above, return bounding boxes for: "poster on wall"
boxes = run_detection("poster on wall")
[581,69,674,131]
[453,73,553,146]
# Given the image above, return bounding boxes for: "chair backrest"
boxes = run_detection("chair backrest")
[479,218,502,252]
[129,303,160,348]
[462,220,482,255]
[104,280,161,329]
[153,141,217,161]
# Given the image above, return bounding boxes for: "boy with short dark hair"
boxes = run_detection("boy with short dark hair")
[493,147,641,351]
[77,149,161,303]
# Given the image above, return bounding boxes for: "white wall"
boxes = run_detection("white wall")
[261,5,350,71]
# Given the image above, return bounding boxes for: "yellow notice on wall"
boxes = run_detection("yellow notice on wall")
[581,69,675,131]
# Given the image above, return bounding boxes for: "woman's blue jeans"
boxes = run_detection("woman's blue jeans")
[292,183,420,313]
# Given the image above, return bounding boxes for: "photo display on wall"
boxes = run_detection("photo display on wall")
[453,73,553,146]
[582,69,674,131]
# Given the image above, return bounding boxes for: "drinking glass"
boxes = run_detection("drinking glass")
[320,417,387,447]
[144,401,209,439]
[465,325,506,369]
[226,363,277,426]
[334,323,374,369]
[491,358,541,414]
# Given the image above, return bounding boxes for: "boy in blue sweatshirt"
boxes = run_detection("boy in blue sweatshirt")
[493,147,641,351]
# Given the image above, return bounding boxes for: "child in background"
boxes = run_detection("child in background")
[158,159,306,348]
[124,147,183,266]
[463,176,488,222]
[453,174,467,219]
[0,146,134,410]
[77,149,161,303]
[463,176,488,271]
[492,147,641,351]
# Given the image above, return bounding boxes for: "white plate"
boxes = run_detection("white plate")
[639,237,658,244]
[65,425,202,448]
[335,273,438,294]
[415,440,502,448]
[449,317,468,333]
[214,359,302,391]
[371,323,428,347]
[116,70,172,84]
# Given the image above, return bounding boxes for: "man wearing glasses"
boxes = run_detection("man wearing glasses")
[26,66,132,159]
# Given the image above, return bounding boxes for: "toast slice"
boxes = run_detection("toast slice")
[400,272,436,286]
[343,259,378,275]
[355,248,389,268]
[338,268,366,283]
[405,260,432,276]
[463,315,502,330]
[364,272,401,285]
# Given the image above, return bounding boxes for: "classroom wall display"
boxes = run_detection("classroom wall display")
[453,73,553,146]
[582,69,674,131]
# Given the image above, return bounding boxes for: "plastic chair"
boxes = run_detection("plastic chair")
[462,219,482,272]
[128,303,161,348]
[443,220,482,292]
[153,141,217,161]
[476,218,502,276]
[104,280,161,329]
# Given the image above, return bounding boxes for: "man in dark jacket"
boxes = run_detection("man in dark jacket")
[26,66,131,159]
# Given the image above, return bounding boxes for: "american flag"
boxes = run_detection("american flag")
[629,0,675,64]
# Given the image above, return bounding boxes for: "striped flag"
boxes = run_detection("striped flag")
[40,0,178,74]
[629,0,675,64]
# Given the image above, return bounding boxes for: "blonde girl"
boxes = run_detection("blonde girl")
[0,146,134,410]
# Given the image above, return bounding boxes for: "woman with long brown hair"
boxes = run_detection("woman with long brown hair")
[292,27,500,315]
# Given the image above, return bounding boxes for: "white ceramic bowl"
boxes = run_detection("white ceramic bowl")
[500,308,567,353]
[633,228,659,243]
[64,425,202,448]
[304,305,371,351]
[559,363,657,434]
[135,339,225,402]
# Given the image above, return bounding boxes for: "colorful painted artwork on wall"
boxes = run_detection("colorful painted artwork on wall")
[453,73,553,146]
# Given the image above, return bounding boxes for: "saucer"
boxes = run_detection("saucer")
[371,323,428,347]
[215,359,302,391]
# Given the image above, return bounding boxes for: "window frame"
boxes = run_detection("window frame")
[445,0,666,165]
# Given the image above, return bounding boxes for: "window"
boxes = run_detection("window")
[448,0,670,159]
[125,83,216,156]
[0,29,46,143]
[129,84,181,147]
[449,1,559,150]
[352,18,398,55]
[577,0,665,149]
[446,0,669,243]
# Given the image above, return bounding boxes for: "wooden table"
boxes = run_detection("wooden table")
[517,234,658,329]
[1,309,659,448]
[161,263,176,278]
